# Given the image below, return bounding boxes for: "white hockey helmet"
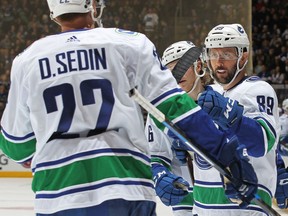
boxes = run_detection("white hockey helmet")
[282,99,288,113]
[204,24,249,51]
[162,41,196,66]
[204,24,250,86]
[47,0,94,19]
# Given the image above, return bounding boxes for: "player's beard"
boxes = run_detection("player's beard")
[212,63,237,85]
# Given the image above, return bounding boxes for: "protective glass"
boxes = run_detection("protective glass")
[207,49,238,60]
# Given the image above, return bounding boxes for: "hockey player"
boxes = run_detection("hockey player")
[275,98,288,209]
[278,98,288,157]
[145,41,213,216]
[0,1,258,215]
[196,23,280,215]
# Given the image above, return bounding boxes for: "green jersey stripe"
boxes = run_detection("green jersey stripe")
[32,155,152,192]
[0,133,35,161]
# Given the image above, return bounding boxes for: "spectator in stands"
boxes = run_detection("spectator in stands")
[257,65,272,83]
[143,7,159,40]
[271,66,285,84]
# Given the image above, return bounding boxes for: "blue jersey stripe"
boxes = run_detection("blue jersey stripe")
[36,180,154,199]
[151,88,183,105]
[1,127,35,141]
[32,148,150,172]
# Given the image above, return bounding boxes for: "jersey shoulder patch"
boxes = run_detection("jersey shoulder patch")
[115,28,139,36]
[245,76,261,82]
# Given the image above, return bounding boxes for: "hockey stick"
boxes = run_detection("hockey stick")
[186,152,195,184]
[129,88,281,216]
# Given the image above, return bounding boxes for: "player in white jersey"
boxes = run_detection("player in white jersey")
[274,98,288,209]
[0,1,259,215]
[196,24,280,215]
[278,98,288,156]
[145,41,213,216]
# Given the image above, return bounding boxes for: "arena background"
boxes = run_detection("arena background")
[0,0,287,174]
[0,1,287,215]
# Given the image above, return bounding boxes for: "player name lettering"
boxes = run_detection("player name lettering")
[39,48,107,80]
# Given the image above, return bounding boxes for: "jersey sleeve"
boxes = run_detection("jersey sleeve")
[145,116,174,168]
[133,34,228,159]
[0,54,36,163]
[235,80,279,157]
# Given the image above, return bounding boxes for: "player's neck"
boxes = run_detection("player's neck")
[223,72,246,91]
[60,17,94,32]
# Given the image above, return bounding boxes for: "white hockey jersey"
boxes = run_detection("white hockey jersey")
[192,77,279,216]
[145,117,194,216]
[0,27,230,214]
[145,76,280,216]
[279,113,288,137]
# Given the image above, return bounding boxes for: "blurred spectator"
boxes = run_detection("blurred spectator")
[257,65,272,83]
[271,66,285,84]
[252,0,288,84]
[143,7,159,33]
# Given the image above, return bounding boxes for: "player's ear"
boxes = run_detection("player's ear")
[240,51,249,65]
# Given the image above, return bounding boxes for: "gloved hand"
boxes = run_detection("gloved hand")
[171,139,188,164]
[278,135,288,156]
[275,167,288,209]
[218,136,258,208]
[152,163,189,206]
[197,90,244,131]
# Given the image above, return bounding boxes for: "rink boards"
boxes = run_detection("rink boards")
[0,149,288,178]
[0,150,32,177]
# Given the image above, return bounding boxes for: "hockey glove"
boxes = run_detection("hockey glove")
[278,135,288,156]
[197,90,244,131]
[152,163,189,206]
[218,136,258,208]
[171,139,188,164]
[275,167,288,209]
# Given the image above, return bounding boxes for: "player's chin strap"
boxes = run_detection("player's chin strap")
[93,0,106,27]
[187,62,206,95]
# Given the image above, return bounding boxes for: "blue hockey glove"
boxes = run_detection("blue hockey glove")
[197,90,244,131]
[218,136,258,208]
[171,139,188,164]
[278,135,288,156]
[275,167,288,209]
[152,163,189,206]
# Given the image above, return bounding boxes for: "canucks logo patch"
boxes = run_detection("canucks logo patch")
[115,28,139,36]
[246,76,261,82]
[237,25,245,34]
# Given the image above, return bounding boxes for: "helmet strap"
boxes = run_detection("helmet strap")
[93,0,106,27]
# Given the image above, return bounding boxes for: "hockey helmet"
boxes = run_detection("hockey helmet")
[204,24,250,86]
[204,24,249,54]
[162,41,196,66]
[47,0,94,19]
